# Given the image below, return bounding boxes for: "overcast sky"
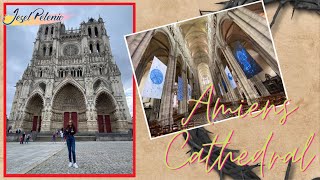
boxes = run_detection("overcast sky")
[6,5,133,116]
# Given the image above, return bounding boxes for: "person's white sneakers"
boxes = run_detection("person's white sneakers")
[73,163,79,168]
[68,162,73,167]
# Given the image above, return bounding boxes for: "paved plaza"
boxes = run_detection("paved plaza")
[6,141,133,174]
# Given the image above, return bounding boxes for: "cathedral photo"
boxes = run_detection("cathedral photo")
[7,17,132,136]
[125,2,287,138]
[5,4,134,175]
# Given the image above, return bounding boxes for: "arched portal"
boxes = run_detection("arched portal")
[23,94,44,132]
[51,83,86,132]
[95,92,117,133]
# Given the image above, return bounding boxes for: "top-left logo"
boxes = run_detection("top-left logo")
[3,8,70,26]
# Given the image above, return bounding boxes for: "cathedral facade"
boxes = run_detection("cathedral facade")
[8,17,132,133]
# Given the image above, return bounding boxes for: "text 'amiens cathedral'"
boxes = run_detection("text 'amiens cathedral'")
[8,17,132,134]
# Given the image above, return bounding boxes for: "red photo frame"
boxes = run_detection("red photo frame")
[3,2,136,178]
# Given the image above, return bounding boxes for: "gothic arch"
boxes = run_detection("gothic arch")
[24,92,44,111]
[216,14,233,46]
[51,83,87,131]
[94,90,118,133]
[94,88,117,107]
[52,78,86,101]
[137,30,173,84]
[22,93,44,132]
[92,78,109,92]
[153,28,174,53]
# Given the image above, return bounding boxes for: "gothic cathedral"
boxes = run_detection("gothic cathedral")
[8,17,132,133]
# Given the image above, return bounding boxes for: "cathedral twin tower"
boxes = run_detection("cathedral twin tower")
[8,17,132,133]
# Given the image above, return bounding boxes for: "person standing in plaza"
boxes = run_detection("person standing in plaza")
[19,135,23,144]
[52,131,56,144]
[25,133,30,144]
[64,120,78,168]
[22,132,26,144]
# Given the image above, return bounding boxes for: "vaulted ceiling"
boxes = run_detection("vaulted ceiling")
[179,17,209,65]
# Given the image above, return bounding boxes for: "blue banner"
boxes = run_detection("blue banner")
[177,76,184,101]
[224,66,237,89]
[234,41,263,79]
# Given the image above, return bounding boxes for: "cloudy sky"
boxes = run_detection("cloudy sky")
[6,5,134,116]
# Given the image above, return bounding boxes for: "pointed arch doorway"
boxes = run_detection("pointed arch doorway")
[52,83,86,132]
[95,91,117,133]
[23,94,44,132]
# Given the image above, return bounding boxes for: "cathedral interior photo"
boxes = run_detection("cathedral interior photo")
[7,17,133,141]
[125,3,287,138]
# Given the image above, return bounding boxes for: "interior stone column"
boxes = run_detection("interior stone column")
[210,66,222,98]
[130,30,154,70]
[192,71,201,99]
[159,52,176,127]
[234,8,270,40]
[251,76,270,96]
[127,32,146,53]
[223,45,260,102]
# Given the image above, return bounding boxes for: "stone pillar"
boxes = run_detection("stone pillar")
[129,30,154,70]
[127,32,146,53]
[41,106,51,132]
[87,104,98,132]
[251,76,270,96]
[192,70,201,99]
[159,52,176,127]
[223,45,260,102]
[234,8,270,39]
[210,66,221,98]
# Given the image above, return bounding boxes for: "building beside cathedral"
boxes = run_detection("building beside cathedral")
[8,17,132,134]
[126,3,286,137]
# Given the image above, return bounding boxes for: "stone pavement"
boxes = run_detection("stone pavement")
[6,141,133,174]
[6,142,65,174]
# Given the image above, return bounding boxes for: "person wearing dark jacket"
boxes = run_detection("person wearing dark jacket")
[64,120,78,168]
